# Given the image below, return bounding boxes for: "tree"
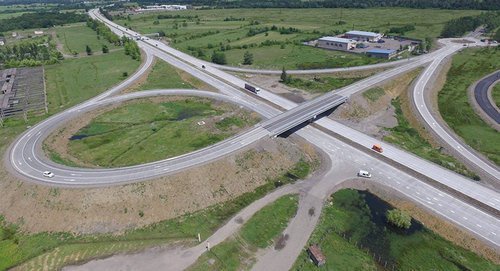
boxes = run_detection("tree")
[211,51,227,64]
[280,67,289,83]
[243,51,253,65]
[85,45,92,56]
[494,28,500,42]
[102,44,109,54]
[386,209,412,229]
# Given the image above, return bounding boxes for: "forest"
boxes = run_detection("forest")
[0,11,87,33]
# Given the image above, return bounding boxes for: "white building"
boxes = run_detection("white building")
[317,36,356,51]
[138,5,188,12]
[345,30,382,42]
[34,30,44,35]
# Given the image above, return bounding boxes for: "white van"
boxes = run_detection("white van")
[358,170,372,178]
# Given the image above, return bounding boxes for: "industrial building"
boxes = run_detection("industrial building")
[317,36,356,51]
[366,48,397,59]
[345,30,382,42]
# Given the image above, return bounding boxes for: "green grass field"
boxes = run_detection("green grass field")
[115,8,479,69]
[292,189,497,271]
[136,59,209,90]
[65,98,259,167]
[385,98,477,179]
[54,23,119,55]
[493,82,500,109]
[363,87,385,102]
[188,195,299,271]
[438,47,500,165]
[284,74,364,93]
[44,51,140,112]
[1,160,312,271]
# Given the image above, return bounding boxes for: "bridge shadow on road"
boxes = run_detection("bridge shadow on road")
[277,106,339,138]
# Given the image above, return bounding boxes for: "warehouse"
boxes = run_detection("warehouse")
[317,36,356,51]
[366,49,397,59]
[345,30,382,42]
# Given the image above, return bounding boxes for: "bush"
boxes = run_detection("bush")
[386,209,411,229]
[211,51,227,64]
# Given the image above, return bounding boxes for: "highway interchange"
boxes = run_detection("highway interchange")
[5,8,500,269]
[473,71,500,124]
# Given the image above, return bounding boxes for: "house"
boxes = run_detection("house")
[0,37,5,46]
[34,30,44,35]
[366,49,397,59]
[317,36,356,51]
[307,244,326,266]
[345,30,382,42]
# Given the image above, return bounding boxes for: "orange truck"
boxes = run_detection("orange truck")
[372,144,383,153]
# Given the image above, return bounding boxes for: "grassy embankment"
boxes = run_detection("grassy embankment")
[134,59,211,91]
[1,160,312,271]
[292,189,498,271]
[54,23,119,55]
[188,195,299,270]
[438,47,500,165]
[64,98,259,167]
[493,82,500,109]
[362,71,477,178]
[115,8,478,69]
[385,98,478,179]
[284,75,364,94]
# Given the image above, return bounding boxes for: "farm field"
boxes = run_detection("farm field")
[115,8,479,69]
[44,50,140,112]
[56,97,260,167]
[292,189,497,271]
[438,47,500,165]
[54,23,119,55]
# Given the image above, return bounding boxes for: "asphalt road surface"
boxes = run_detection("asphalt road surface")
[474,71,500,124]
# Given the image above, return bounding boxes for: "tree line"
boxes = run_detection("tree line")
[440,11,500,38]
[134,0,500,10]
[0,37,63,68]
[0,11,87,33]
[86,18,121,45]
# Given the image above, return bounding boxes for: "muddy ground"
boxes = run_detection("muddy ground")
[1,135,318,234]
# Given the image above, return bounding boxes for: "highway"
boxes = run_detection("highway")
[7,88,271,186]
[412,45,500,183]
[67,124,500,271]
[5,9,500,268]
[473,71,500,124]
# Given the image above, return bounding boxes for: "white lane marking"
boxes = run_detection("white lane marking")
[463,217,468,220]
[438,193,444,197]
[162,168,170,171]
[416,191,420,195]
[492,232,497,236]
[476,224,482,228]
[450,210,455,213]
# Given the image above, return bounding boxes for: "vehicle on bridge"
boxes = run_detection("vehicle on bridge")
[244,83,260,94]
[372,144,383,153]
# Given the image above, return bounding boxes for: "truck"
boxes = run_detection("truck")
[244,83,260,94]
[372,144,383,153]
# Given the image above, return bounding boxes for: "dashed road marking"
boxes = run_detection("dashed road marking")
[463,217,468,220]
[476,224,482,228]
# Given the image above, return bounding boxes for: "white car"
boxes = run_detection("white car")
[43,171,54,178]
[357,170,372,178]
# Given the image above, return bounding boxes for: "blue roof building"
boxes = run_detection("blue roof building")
[366,49,397,59]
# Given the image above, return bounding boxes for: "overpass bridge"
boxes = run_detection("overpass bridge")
[262,94,347,136]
